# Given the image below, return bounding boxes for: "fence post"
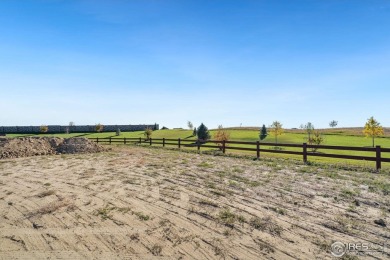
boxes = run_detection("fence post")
[124,137,126,145]
[139,137,141,144]
[256,141,260,159]
[376,146,381,171]
[303,143,307,163]
[163,138,165,147]
[150,138,152,146]
[178,138,181,149]
[222,140,226,154]
[96,137,99,144]
[109,137,112,145]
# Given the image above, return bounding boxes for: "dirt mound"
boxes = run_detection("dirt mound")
[0,137,105,159]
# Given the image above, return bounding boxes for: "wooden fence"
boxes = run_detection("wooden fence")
[89,137,390,171]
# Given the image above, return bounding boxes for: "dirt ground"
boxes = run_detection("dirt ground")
[0,145,389,259]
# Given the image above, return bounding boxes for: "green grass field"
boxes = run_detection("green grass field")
[6,128,390,169]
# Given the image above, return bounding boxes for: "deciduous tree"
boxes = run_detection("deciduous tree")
[214,125,230,150]
[187,121,193,130]
[363,117,384,147]
[270,121,283,144]
[144,127,153,140]
[301,122,314,140]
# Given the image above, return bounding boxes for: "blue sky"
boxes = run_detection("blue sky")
[1,0,389,129]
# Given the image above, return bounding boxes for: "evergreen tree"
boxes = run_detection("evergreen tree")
[196,123,210,141]
[259,124,267,140]
[193,127,197,136]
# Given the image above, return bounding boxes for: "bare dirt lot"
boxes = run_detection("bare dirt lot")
[0,145,389,259]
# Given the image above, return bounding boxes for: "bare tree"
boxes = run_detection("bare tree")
[301,122,315,140]
[270,121,283,144]
[187,121,193,130]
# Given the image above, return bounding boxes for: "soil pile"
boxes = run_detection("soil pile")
[0,137,105,159]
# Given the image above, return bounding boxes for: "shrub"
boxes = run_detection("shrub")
[144,127,153,140]
[40,125,48,133]
[95,123,104,133]
[196,123,211,142]
[214,125,230,150]
[161,126,169,130]
[308,131,324,152]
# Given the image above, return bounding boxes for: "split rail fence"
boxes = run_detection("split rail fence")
[89,137,390,171]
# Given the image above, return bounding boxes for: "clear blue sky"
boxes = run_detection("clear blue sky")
[1,0,389,129]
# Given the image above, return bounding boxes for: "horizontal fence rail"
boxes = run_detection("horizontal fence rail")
[89,137,389,171]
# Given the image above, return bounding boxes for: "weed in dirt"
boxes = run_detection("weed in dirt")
[150,244,162,256]
[269,207,287,215]
[199,199,219,208]
[117,207,131,213]
[218,208,236,226]
[95,206,114,220]
[223,229,233,236]
[134,211,150,221]
[37,190,55,198]
[228,180,240,188]
[231,174,261,187]
[232,167,244,173]
[44,183,51,186]
[122,178,138,185]
[250,216,282,236]
[129,233,140,241]
[237,214,246,225]
[198,161,214,168]
[210,189,227,197]
[340,188,359,199]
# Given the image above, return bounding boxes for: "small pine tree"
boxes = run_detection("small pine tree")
[193,127,197,137]
[196,123,210,142]
[154,123,158,130]
[259,124,267,140]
